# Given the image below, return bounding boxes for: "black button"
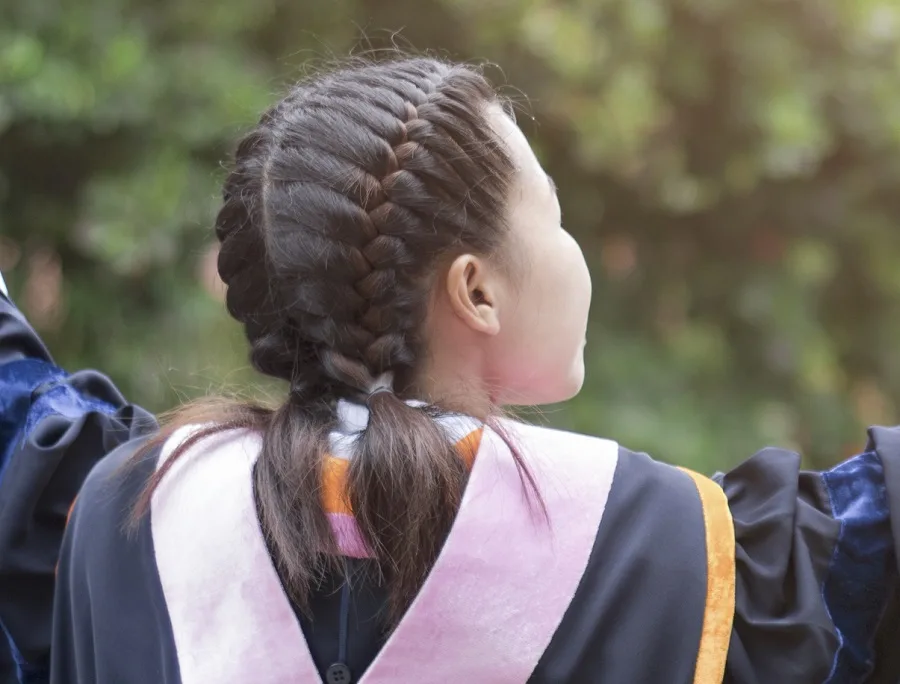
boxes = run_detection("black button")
[326,662,352,684]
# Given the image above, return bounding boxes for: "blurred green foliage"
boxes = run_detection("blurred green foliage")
[3,0,900,472]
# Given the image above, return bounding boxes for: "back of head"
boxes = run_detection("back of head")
[210,58,516,620]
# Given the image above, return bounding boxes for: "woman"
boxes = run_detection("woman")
[0,57,898,684]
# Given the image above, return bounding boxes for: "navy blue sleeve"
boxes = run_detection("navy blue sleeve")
[0,288,158,683]
[718,441,900,683]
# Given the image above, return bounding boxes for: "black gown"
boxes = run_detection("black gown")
[1,287,899,684]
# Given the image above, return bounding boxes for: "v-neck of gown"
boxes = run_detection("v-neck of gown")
[149,421,618,684]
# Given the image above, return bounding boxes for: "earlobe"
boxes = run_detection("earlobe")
[446,255,501,336]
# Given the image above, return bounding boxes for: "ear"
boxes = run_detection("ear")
[444,254,501,336]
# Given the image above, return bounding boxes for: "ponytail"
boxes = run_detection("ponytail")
[350,392,468,618]
[131,388,471,624]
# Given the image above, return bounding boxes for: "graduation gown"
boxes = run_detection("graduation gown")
[1,288,899,684]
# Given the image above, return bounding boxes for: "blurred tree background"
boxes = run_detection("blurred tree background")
[2,0,900,472]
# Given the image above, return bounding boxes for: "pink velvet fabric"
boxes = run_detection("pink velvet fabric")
[330,512,372,558]
[151,428,321,683]
[151,421,619,684]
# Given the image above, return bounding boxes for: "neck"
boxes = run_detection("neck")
[413,350,495,421]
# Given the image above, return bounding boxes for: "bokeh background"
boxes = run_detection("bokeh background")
[3,0,900,473]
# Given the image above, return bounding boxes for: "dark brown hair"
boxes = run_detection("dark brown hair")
[131,57,526,622]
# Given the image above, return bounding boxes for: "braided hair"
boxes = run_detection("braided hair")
[133,58,520,621]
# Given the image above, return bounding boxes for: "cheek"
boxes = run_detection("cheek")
[565,234,593,321]
[491,246,591,404]
[543,236,592,344]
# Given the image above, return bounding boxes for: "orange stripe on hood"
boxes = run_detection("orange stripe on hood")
[322,427,483,515]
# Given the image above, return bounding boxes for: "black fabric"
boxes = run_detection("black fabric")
[0,291,51,364]
[868,427,900,589]
[0,644,14,684]
[716,448,843,683]
[868,582,900,683]
[530,447,708,684]
[51,441,180,684]
[297,560,389,680]
[863,427,900,683]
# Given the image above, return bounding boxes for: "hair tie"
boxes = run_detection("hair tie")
[365,372,395,405]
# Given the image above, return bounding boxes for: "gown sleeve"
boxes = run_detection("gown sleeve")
[0,284,158,683]
[718,431,900,683]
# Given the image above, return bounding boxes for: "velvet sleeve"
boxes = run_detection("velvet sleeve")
[717,430,900,683]
[0,288,158,683]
